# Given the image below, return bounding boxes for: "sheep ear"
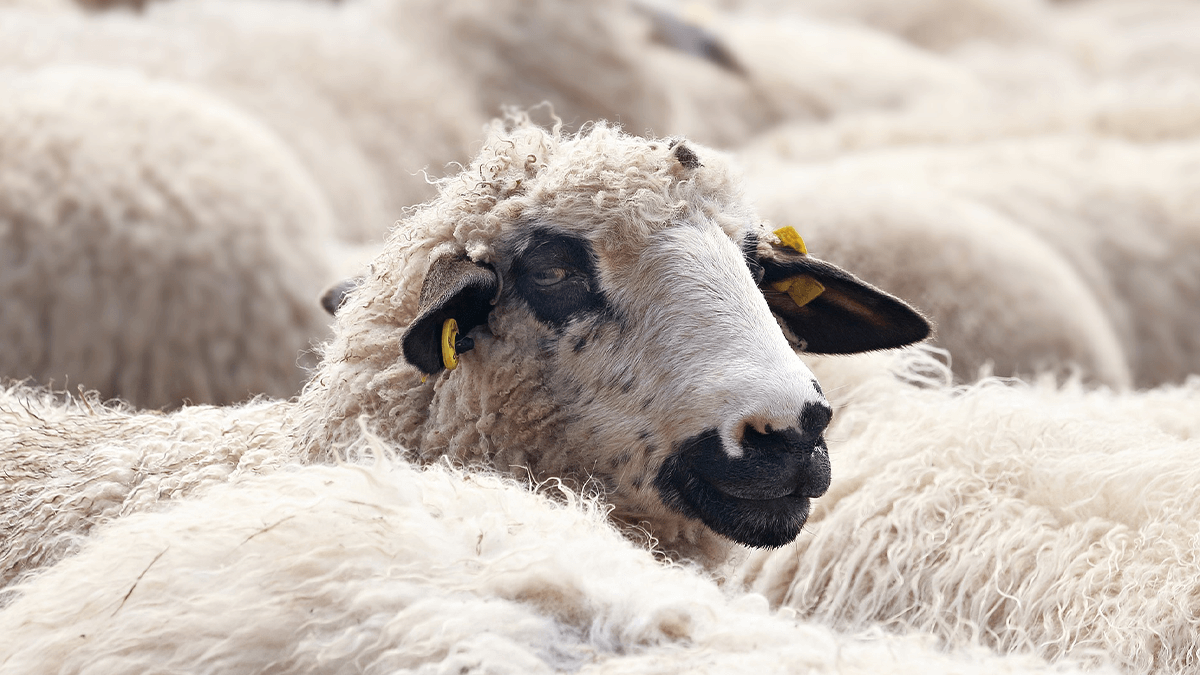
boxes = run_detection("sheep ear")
[759,245,931,354]
[320,277,362,316]
[401,253,499,375]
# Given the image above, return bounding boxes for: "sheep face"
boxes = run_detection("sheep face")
[314,124,929,557]
[488,220,837,551]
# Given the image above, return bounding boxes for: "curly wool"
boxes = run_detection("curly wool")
[0,453,1113,675]
[295,118,755,461]
[0,384,296,590]
[741,347,1200,674]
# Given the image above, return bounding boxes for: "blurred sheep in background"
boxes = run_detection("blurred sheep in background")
[0,67,335,408]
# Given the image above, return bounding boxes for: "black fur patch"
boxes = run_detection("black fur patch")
[741,232,765,284]
[511,229,608,329]
[672,143,702,170]
[757,249,932,354]
[319,277,360,316]
[654,427,830,548]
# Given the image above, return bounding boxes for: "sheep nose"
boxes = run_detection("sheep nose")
[740,400,833,451]
[689,402,833,501]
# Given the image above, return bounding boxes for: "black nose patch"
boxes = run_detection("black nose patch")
[654,422,831,548]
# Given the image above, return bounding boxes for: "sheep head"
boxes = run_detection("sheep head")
[306,121,929,560]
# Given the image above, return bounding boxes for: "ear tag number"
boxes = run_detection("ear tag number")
[770,226,824,307]
[441,318,461,370]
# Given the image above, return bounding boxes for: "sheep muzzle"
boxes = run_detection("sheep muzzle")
[653,418,832,549]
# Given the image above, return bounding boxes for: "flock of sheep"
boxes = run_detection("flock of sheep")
[2,0,1200,673]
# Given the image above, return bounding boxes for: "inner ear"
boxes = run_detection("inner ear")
[756,245,932,354]
[401,253,499,375]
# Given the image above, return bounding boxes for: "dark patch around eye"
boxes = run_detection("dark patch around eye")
[512,229,607,328]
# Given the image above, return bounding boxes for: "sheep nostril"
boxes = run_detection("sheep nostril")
[800,401,832,437]
[741,425,808,457]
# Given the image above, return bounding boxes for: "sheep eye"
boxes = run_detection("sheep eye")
[531,267,569,287]
[511,229,607,327]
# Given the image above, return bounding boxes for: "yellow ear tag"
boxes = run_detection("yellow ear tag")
[441,318,460,371]
[773,226,808,255]
[768,227,823,307]
[771,276,825,308]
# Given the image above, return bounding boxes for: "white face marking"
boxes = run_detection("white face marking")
[603,223,827,459]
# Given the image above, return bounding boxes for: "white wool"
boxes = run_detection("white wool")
[695,11,987,124]
[0,0,484,242]
[740,347,1200,673]
[0,66,336,408]
[0,383,295,589]
[0,456,1111,674]
[4,2,1200,671]
[376,0,670,138]
[0,0,70,9]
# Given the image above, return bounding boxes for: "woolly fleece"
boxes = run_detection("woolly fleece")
[0,454,1111,675]
[0,383,294,590]
[742,347,1200,674]
[0,0,483,242]
[0,67,335,408]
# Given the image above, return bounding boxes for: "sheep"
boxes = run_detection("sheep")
[0,0,485,243]
[290,118,930,564]
[736,346,1200,674]
[0,452,1113,674]
[646,4,988,134]
[0,66,337,409]
[369,0,992,152]
[739,157,1133,387]
[0,118,930,586]
[742,137,1200,387]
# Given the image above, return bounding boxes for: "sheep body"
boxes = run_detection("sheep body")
[0,0,484,242]
[0,67,335,408]
[0,384,294,589]
[742,159,1133,386]
[744,136,1200,386]
[0,454,1112,674]
[741,347,1200,674]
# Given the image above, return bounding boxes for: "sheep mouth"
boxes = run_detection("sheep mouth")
[653,430,829,548]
